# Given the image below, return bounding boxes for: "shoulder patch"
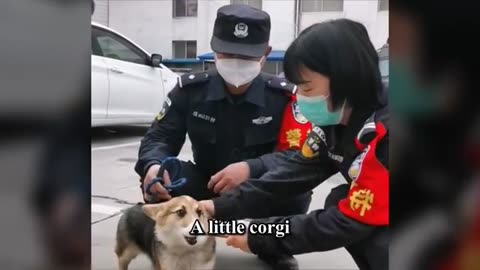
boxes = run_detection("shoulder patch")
[292,101,309,124]
[301,125,327,158]
[155,96,171,121]
[179,72,210,89]
[357,113,377,145]
[348,145,371,181]
[267,77,296,93]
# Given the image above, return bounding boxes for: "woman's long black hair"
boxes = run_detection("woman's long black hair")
[284,19,385,111]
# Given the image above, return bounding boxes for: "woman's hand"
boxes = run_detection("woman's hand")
[208,162,250,194]
[226,235,251,253]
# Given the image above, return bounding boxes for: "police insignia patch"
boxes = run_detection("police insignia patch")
[348,145,370,181]
[301,126,326,158]
[233,22,248,38]
[155,97,171,121]
[292,101,308,124]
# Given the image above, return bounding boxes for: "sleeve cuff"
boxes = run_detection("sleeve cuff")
[212,195,238,220]
[247,219,282,256]
[245,158,264,178]
[144,160,162,176]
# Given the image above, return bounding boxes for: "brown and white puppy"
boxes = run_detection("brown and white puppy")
[115,196,215,270]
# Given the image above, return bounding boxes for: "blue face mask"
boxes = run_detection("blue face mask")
[296,94,344,126]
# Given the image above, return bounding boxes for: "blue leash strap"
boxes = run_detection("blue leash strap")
[145,157,187,195]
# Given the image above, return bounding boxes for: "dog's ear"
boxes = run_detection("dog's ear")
[143,204,165,220]
[198,202,212,220]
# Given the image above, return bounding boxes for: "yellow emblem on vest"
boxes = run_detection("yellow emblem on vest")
[286,129,302,148]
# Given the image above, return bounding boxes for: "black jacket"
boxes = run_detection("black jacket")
[213,106,389,270]
[135,71,295,178]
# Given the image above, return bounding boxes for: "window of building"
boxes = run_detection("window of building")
[262,61,284,75]
[378,0,389,11]
[231,0,262,10]
[277,62,284,75]
[173,0,198,17]
[301,0,343,12]
[172,41,197,59]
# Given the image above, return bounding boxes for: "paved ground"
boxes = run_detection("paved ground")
[91,126,358,270]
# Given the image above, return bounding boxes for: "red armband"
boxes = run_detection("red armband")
[338,122,389,226]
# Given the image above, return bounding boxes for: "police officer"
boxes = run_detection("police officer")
[135,4,311,268]
[200,19,389,270]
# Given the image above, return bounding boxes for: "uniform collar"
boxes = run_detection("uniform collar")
[206,73,265,107]
[340,107,377,156]
[206,73,227,101]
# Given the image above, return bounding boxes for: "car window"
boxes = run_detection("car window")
[91,31,103,56]
[92,27,150,65]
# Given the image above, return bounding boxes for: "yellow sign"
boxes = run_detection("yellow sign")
[349,189,374,216]
[286,129,302,148]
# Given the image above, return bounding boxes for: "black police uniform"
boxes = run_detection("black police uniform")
[135,4,311,217]
[212,104,389,270]
[135,70,311,214]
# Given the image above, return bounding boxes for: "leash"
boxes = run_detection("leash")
[144,157,187,201]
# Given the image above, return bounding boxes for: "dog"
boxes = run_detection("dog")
[115,196,215,270]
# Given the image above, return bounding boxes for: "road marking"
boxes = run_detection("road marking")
[92,203,125,215]
[92,141,140,151]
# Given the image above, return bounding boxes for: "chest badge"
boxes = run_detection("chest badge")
[252,116,272,125]
[348,145,370,181]
[292,101,308,124]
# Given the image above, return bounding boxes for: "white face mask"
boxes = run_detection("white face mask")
[215,55,264,88]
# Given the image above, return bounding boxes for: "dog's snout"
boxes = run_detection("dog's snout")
[184,235,197,245]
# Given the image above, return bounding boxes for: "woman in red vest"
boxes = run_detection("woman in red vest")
[202,19,389,270]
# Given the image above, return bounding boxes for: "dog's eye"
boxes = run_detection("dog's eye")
[196,208,202,217]
[176,208,186,218]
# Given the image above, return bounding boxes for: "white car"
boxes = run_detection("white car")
[91,22,178,127]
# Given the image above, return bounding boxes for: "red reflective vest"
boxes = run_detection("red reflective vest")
[276,95,313,151]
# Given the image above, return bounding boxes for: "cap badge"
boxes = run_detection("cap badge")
[234,23,248,38]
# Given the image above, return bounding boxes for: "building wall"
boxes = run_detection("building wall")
[107,1,173,57]
[197,0,230,56]
[300,0,389,49]
[263,0,296,51]
[105,0,388,59]
[92,0,109,26]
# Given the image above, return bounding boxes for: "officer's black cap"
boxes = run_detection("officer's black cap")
[210,4,271,58]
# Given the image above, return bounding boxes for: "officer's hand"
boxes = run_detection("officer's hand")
[208,162,250,194]
[144,165,172,201]
[199,200,215,217]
